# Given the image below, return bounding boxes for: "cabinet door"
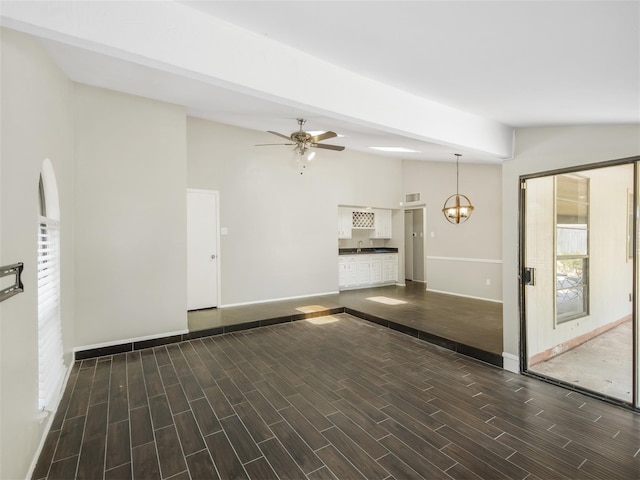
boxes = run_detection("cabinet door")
[347,263,358,286]
[370,209,392,239]
[339,255,358,287]
[338,262,347,287]
[371,259,383,284]
[383,254,398,283]
[357,255,371,285]
[338,207,352,239]
[381,210,393,238]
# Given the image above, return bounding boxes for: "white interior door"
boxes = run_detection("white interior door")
[187,189,219,310]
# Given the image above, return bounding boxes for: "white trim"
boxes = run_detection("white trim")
[27,363,72,480]
[426,288,503,303]
[502,352,520,373]
[427,256,503,264]
[72,329,189,354]
[221,291,339,309]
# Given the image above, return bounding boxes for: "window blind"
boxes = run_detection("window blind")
[37,219,65,411]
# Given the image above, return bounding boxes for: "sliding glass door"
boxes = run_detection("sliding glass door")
[521,160,638,409]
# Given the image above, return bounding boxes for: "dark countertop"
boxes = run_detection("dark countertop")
[339,247,398,255]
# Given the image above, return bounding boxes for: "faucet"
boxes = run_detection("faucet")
[357,240,363,253]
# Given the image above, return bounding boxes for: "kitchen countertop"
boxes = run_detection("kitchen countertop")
[339,247,398,255]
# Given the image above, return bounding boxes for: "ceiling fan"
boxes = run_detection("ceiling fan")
[256,118,345,156]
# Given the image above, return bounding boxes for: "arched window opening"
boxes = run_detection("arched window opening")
[37,159,65,412]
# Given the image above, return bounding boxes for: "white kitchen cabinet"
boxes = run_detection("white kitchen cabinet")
[370,209,392,239]
[357,255,372,285]
[339,252,398,289]
[352,210,375,229]
[370,257,383,284]
[383,253,398,283]
[338,255,358,287]
[338,207,352,239]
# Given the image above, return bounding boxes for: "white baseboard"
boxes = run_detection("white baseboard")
[73,328,189,355]
[426,288,503,303]
[221,291,339,308]
[502,352,520,373]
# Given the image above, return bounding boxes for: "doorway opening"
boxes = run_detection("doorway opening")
[520,158,639,409]
[404,207,426,283]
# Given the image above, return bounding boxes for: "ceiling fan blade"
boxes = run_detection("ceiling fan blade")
[312,143,345,151]
[310,131,337,142]
[267,131,292,141]
[255,143,296,146]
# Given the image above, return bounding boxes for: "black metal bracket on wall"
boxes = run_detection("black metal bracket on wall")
[0,263,24,302]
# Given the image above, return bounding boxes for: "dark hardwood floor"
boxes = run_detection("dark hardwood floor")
[188,281,503,364]
[34,314,639,479]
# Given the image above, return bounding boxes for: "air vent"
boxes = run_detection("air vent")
[405,193,420,202]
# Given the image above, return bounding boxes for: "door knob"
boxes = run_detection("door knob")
[211,254,216,259]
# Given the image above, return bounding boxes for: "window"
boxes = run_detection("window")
[555,174,589,323]
[38,160,65,411]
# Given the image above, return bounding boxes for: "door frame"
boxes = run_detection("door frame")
[518,156,639,411]
[404,206,427,283]
[187,188,221,310]
[404,210,414,281]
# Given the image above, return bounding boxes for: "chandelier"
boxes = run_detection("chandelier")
[442,154,474,224]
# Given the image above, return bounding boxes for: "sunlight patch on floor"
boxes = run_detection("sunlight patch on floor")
[305,316,340,325]
[296,305,328,313]
[366,296,407,306]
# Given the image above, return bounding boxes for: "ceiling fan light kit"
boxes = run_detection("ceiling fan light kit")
[442,154,474,224]
[292,145,315,175]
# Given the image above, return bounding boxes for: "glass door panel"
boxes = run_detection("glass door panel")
[523,163,635,405]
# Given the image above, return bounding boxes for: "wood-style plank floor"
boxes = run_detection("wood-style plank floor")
[33,314,639,479]
[188,281,503,360]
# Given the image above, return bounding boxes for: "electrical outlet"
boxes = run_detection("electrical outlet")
[486,279,491,286]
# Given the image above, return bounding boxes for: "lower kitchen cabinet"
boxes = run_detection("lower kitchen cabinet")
[339,253,397,289]
[382,254,398,283]
[357,255,372,285]
[338,255,358,287]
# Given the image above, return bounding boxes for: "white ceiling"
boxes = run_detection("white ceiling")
[182,0,640,127]
[4,1,639,163]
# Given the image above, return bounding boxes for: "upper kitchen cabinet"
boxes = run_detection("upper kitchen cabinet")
[338,207,352,239]
[370,209,392,239]
[338,206,393,239]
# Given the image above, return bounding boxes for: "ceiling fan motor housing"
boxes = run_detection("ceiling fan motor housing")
[291,131,312,144]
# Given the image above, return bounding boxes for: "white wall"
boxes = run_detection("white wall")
[187,117,404,306]
[73,85,188,348]
[402,160,503,301]
[503,125,640,372]
[0,28,75,480]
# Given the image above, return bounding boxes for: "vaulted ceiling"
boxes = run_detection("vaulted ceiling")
[2,1,638,163]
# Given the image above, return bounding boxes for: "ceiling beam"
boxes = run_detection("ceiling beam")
[1,0,514,159]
